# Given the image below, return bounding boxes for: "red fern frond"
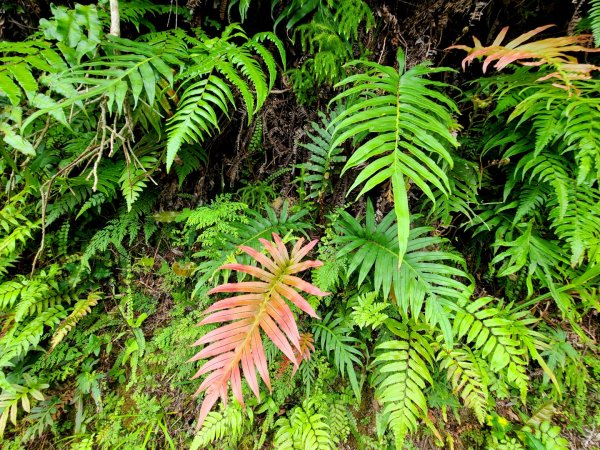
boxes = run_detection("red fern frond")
[449,25,600,82]
[189,233,328,428]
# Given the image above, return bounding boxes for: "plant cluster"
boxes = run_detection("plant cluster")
[0,1,599,449]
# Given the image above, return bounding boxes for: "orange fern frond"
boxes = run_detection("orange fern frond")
[449,25,600,81]
[189,233,328,428]
[276,332,316,378]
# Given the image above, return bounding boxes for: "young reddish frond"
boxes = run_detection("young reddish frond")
[276,332,316,378]
[448,25,600,83]
[190,233,328,429]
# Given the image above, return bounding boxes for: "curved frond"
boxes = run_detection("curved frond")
[312,312,363,400]
[190,234,328,428]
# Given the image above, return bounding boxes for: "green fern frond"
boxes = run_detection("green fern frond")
[0,374,48,439]
[513,183,549,223]
[50,292,102,350]
[81,206,150,268]
[453,297,535,402]
[350,291,389,330]
[0,307,67,368]
[371,325,434,447]
[0,211,39,259]
[549,185,600,266]
[273,397,335,450]
[329,49,459,261]
[174,146,207,188]
[333,201,472,342]
[327,397,351,444]
[514,151,571,220]
[421,155,479,226]
[491,221,567,285]
[438,346,490,423]
[39,3,102,65]
[300,106,347,200]
[119,153,159,211]
[312,312,363,400]
[591,0,600,46]
[102,0,190,31]
[191,404,246,450]
[0,279,29,311]
[166,25,282,171]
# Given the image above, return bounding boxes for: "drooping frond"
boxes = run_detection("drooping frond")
[591,0,600,46]
[189,234,328,428]
[513,151,571,219]
[329,49,459,261]
[550,185,600,266]
[166,24,284,171]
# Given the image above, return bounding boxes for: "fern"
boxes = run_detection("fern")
[273,397,335,450]
[312,312,363,400]
[50,292,102,350]
[193,201,312,289]
[283,0,374,101]
[450,25,600,83]
[120,154,159,212]
[174,145,207,188]
[421,156,479,226]
[591,0,600,47]
[513,183,549,223]
[300,106,347,201]
[0,37,69,110]
[0,374,48,439]
[452,297,553,402]
[0,307,68,369]
[39,3,102,65]
[438,346,490,424]
[190,403,246,450]
[371,323,435,447]
[189,234,328,428]
[0,199,39,260]
[23,34,182,130]
[509,81,600,187]
[328,397,351,444]
[550,185,600,266]
[333,201,472,343]
[101,0,190,31]
[329,49,459,261]
[166,25,284,171]
[350,291,389,330]
[81,196,155,268]
[491,221,567,293]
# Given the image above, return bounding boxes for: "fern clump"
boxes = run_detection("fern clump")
[330,49,459,262]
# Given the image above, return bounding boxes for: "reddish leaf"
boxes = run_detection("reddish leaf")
[190,233,328,428]
[448,25,600,84]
